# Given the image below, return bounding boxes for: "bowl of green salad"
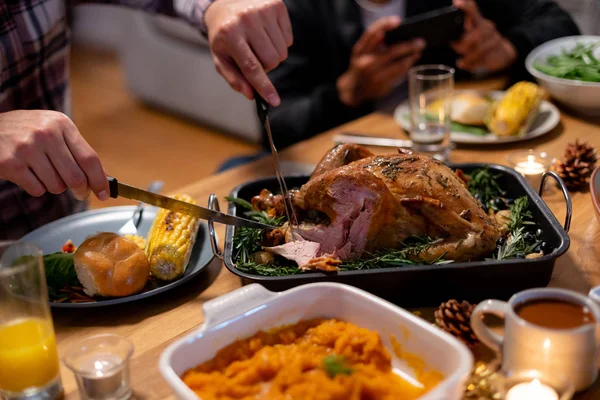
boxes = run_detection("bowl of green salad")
[526,35,600,116]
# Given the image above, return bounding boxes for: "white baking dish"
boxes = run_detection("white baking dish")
[159,283,473,399]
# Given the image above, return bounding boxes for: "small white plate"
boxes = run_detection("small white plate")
[393,90,560,145]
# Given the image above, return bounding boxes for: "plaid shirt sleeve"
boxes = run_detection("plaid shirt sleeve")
[79,0,216,35]
[172,0,215,35]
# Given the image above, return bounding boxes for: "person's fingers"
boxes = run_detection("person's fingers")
[13,168,46,197]
[275,0,293,47]
[454,0,483,27]
[457,35,499,70]
[229,39,280,106]
[62,121,109,201]
[373,52,421,86]
[46,135,91,201]
[262,9,288,64]
[382,38,425,64]
[28,151,67,195]
[354,16,401,55]
[245,18,282,72]
[451,28,480,55]
[214,56,254,100]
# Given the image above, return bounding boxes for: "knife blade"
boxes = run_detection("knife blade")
[254,92,299,229]
[333,133,413,148]
[107,177,275,230]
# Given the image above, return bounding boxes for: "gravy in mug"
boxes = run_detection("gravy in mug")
[515,299,595,329]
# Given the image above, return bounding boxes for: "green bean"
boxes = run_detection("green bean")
[534,42,600,82]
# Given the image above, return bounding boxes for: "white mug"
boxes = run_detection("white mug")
[471,288,600,392]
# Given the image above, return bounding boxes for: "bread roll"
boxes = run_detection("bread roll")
[73,232,150,297]
[450,92,491,125]
[426,92,491,126]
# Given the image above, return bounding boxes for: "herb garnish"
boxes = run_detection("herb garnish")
[227,196,285,269]
[339,236,451,271]
[467,166,504,211]
[492,197,541,260]
[322,355,354,378]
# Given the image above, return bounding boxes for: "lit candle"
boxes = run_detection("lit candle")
[77,353,129,399]
[64,334,133,400]
[514,154,547,189]
[506,379,559,400]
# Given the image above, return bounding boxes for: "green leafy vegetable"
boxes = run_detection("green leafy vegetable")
[403,113,489,136]
[534,42,600,82]
[227,196,285,272]
[507,196,535,232]
[322,355,354,378]
[467,166,504,211]
[339,236,451,271]
[43,252,80,300]
[492,197,541,261]
[449,121,489,136]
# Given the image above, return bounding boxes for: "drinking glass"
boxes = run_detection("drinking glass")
[408,65,455,161]
[0,242,62,400]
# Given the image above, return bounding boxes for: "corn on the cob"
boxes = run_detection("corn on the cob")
[486,82,543,137]
[124,234,147,250]
[146,194,200,281]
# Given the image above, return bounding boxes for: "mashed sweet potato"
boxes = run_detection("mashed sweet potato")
[182,319,443,400]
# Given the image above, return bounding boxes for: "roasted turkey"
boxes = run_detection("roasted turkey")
[261,144,501,270]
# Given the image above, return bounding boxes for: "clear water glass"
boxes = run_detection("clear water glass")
[408,65,455,161]
[0,242,62,400]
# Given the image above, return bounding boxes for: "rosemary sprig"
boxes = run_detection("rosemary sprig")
[494,227,541,260]
[467,166,504,211]
[237,262,302,276]
[227,196,285,267]
[339,236,451,270]
[507,196,535,231]
[492,196,541,260]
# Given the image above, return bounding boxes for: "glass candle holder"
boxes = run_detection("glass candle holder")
[506,150,552,190]
[501,370,574,400]
[63,334,133,400]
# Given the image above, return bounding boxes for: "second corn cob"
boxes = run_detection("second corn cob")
[486,81,543,137]
[146,194,200,281]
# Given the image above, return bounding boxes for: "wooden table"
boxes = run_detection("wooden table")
[54,81,600,399]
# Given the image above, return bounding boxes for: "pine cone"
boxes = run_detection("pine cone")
[552,157,593,191]
[434,299,479,347]
[551,140,598,191]
[564,140,598,165]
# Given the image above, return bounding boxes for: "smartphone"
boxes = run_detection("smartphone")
[384,6,465,48]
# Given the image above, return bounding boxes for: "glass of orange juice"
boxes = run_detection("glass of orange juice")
[0,241,62,399]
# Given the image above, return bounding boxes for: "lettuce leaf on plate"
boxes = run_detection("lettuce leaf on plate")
[402,113,489,136]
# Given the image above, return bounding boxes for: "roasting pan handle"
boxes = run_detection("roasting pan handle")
[208,194,224,259]
[538,171,572,232]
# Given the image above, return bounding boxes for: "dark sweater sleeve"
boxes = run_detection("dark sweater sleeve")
[478,0,580,81]
[267,1,371,150]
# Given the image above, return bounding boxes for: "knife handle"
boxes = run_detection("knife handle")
[107,176,119,199]
[253,89,269,125]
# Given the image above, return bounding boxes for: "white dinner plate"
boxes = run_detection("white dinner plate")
[393,90,560,144]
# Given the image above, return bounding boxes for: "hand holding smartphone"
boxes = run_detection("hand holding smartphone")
[384,6,465,48]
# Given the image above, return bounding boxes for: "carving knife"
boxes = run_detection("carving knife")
[254,92,299,228]
[107,177,275,229]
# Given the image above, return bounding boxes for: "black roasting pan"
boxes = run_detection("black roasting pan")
[210,163,571,306]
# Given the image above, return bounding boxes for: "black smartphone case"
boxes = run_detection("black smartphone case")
[384,6,465,48]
